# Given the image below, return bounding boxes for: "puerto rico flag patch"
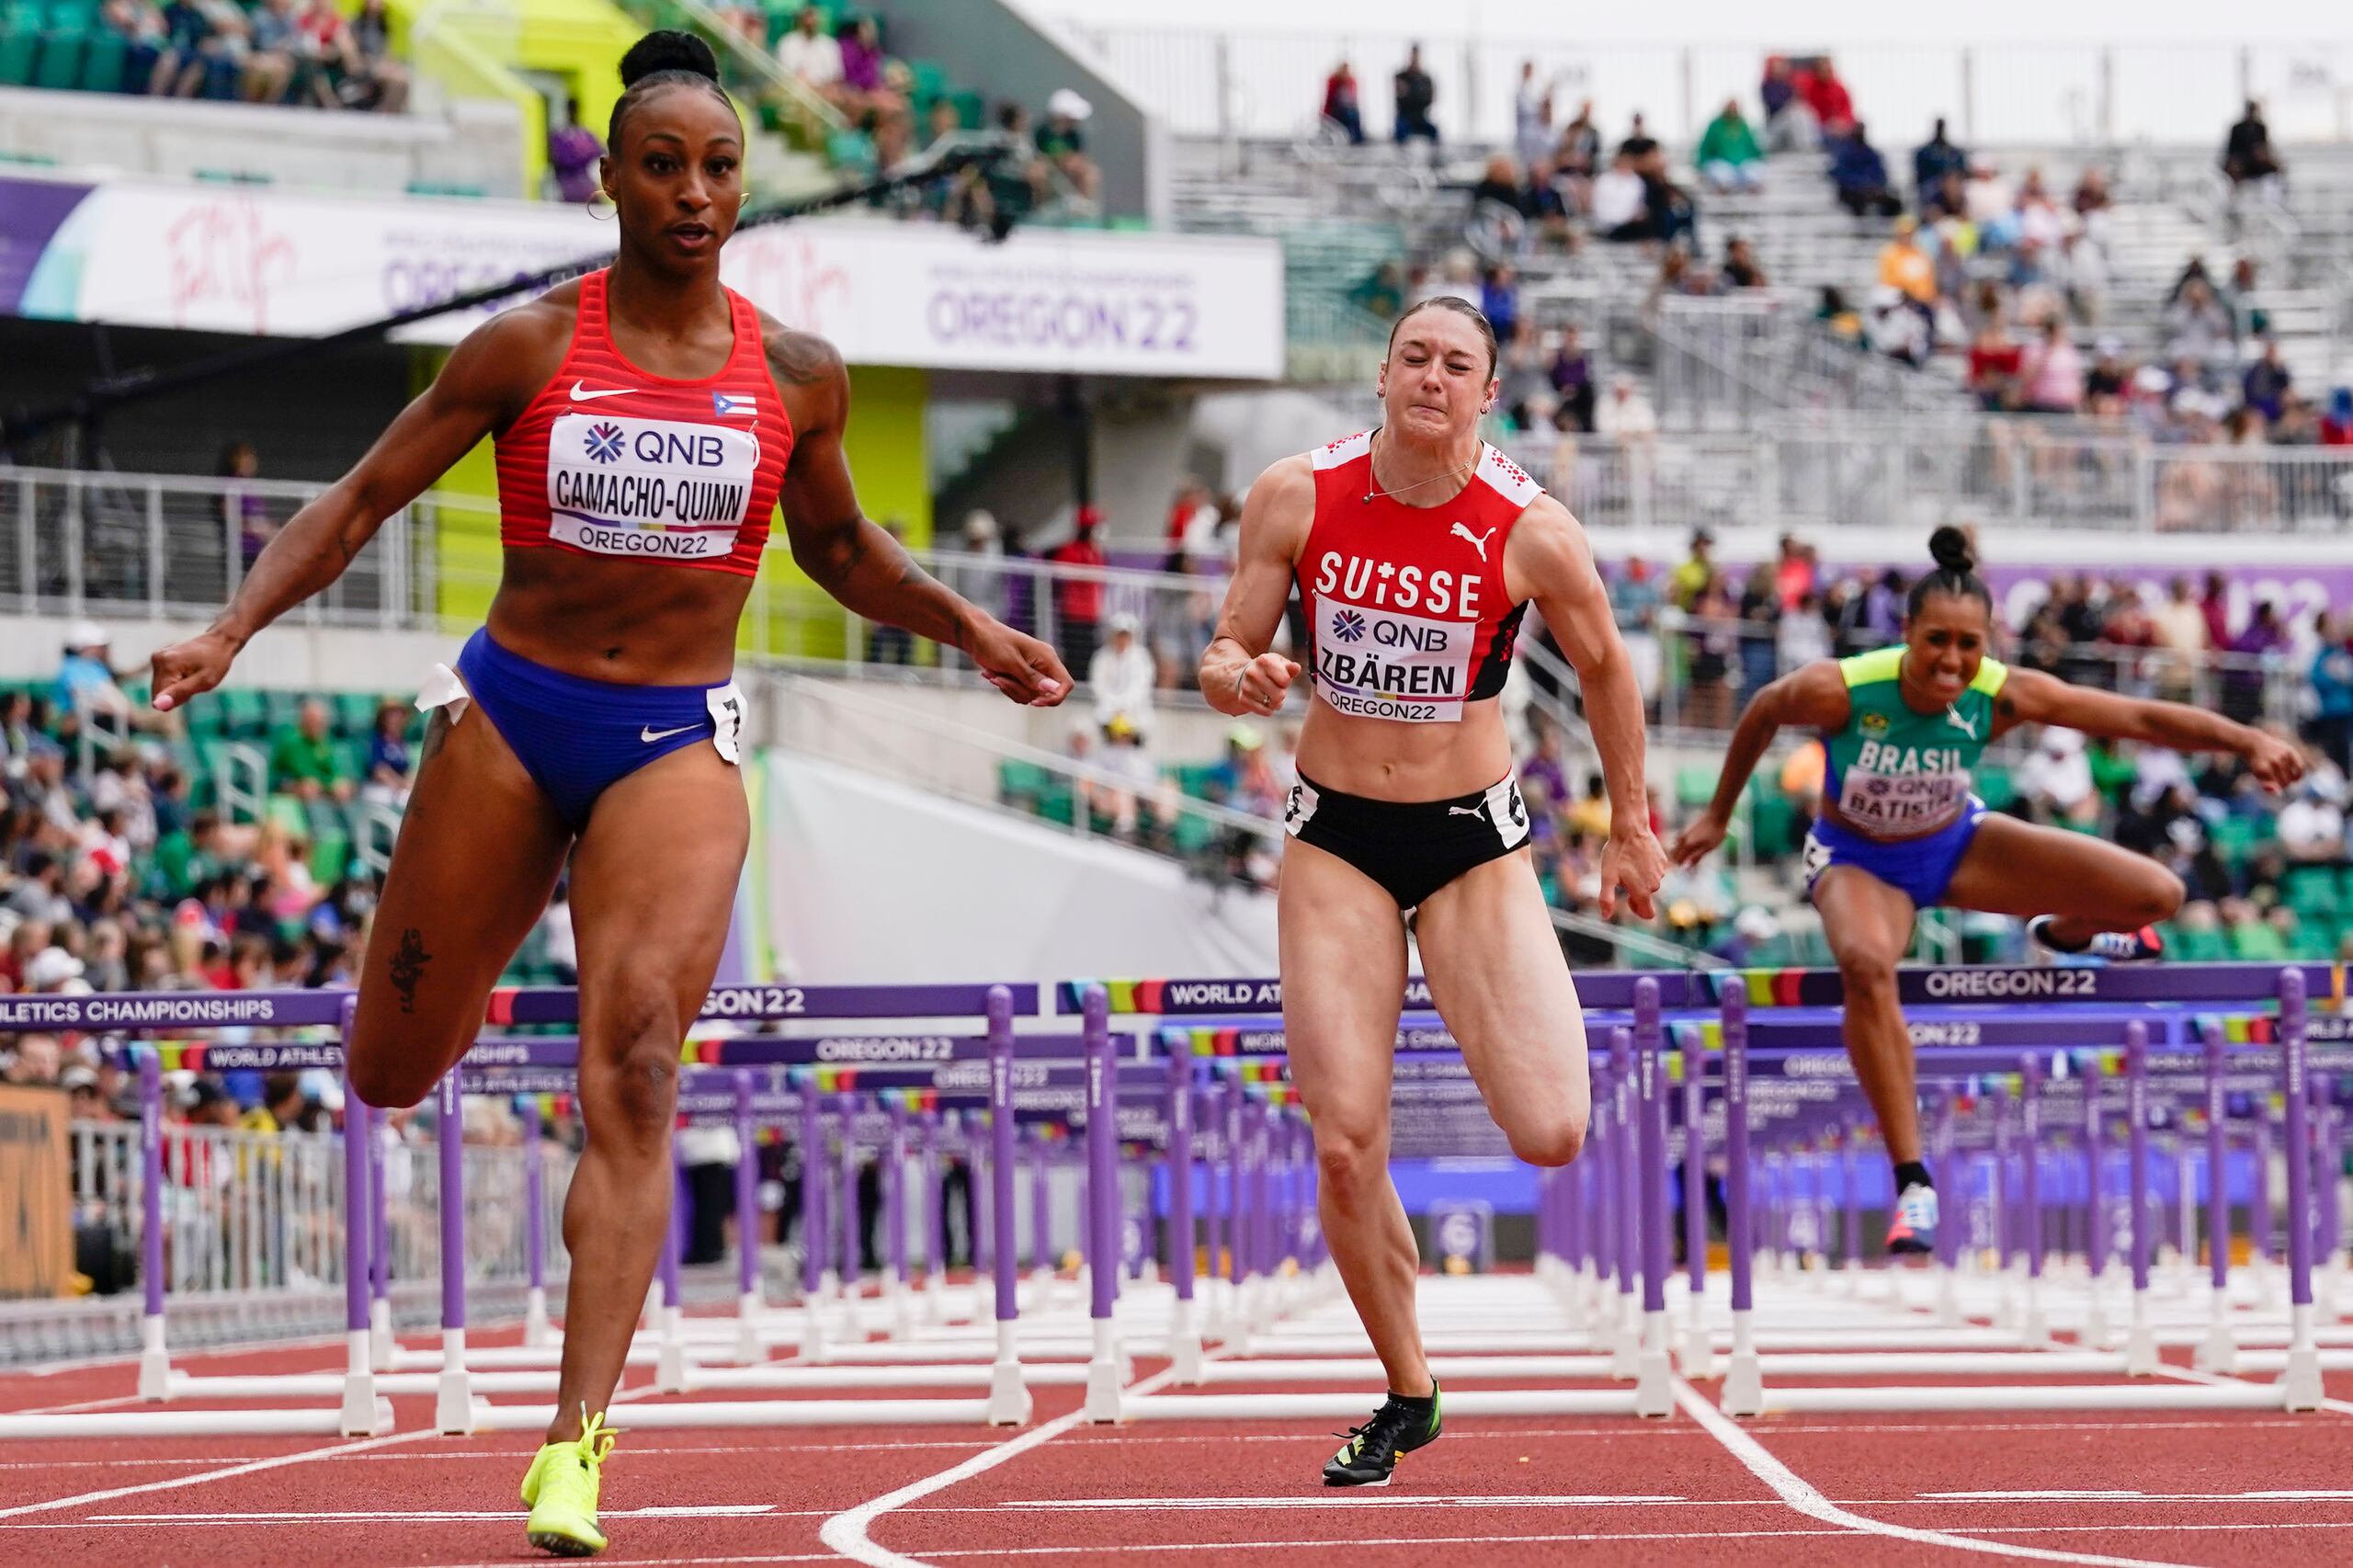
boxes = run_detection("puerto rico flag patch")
[711,392,756,418]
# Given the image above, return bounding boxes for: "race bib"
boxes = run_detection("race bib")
[547,413,759,562]
[1835,765,1970,834]
[1311,600,1475,724]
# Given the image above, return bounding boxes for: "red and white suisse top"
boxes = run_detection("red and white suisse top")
[494,269,792,577]
[1297,430,1540,723]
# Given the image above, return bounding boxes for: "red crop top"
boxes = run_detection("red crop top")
[494,269,791,576]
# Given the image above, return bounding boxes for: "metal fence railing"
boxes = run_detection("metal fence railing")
[68,1116,574,1310]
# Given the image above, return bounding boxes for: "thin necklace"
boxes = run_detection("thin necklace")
[1362,430,1476,505]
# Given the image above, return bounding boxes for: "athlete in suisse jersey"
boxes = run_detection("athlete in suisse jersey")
[1670,528,2300,1259]
[147,33,1065,1557]
[1199,297,1666,1485]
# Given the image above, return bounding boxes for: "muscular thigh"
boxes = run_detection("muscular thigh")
[1411,849,1589,1148]
[1279,837,1409,1148]
[568,741,752,1066]
[1811,865,1915,968]
[348,706,572,1101]
[1940,812,2161,919]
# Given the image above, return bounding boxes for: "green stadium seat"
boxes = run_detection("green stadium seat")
[1674,763,1716,810]
[183,699,225,741]
[74,25,118,89]
[1744,778,1793,860]
[1170,812,1215,856]
[331,738,369,785]
[31,32,80,89]
[333,691,379,736]
[2229,920,2290,962]
[266,793,308,836]
[997,759,1051,806]
[949,89,982,130]
[2283,863,2339,917]
[1034,781,1074,826]
[825,128,876,173]
[907,58,947,101]
[218,687,268,739]
[1974,763,2016,812]
[2207,814,2264,869]
[41,0,94,31]
[264,688,303,730]
[2171,924,2232,963]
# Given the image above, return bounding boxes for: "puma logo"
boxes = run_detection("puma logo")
[1449,522,1497,562]
[1945,704,1979,740]
[1449,803,1488,820]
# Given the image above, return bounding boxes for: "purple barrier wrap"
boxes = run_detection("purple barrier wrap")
[733,1073,758,1300]
[2128,1021,2152,1292]
[1636,979,1666,1315]
[438,1071,465,1331]
[1084,985,1117,1321]
[2281,968,2313,1310]
[1166,1051,1195,1302]
[988,985,1019,1323]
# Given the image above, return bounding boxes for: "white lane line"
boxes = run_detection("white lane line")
[1670,1380,2181,1568]
[994,1494,1686,1510]
[100,1505,779,1521]
[0,1429,433,1521]
[818,1363,1188,1568]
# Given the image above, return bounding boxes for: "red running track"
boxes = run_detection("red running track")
[4,1322,2352,1566]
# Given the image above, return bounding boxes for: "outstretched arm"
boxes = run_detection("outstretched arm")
[1669,661,1851,866]
[1995,668,2302,790]
[151,306,558,710]
[1511,496,1664,919]
[771,326,1067,706]
[1199,457,1312,718]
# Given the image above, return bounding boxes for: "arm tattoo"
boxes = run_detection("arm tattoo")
[765,329,841,389]
[388,927,433,1014]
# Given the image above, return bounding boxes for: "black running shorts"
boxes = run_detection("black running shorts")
[1281,771,1531,909]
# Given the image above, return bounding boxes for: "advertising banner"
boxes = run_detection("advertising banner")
[0,175,1285,381]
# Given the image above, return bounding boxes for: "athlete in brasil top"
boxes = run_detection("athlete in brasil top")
[1200,295,1666,1485]
[1668,528,2301,1255]
[147,33,1068,1558]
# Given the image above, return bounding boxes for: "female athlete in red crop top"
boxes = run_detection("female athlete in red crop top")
[1199,297,1667,1486]
[149,32,1066,1554]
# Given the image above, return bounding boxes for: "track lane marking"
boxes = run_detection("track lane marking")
[1670,1379,2183,1567]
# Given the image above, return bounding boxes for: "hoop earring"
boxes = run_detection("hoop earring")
[588,188,618,222]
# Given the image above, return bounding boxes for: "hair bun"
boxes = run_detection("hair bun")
[620,29,720,89]
[1927,525,1974,575]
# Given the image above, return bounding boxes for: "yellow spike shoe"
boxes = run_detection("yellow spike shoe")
[520,1408,618,1557]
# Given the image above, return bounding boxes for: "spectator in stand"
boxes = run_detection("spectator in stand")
[1912,118,1967,208]
[267,699,352,805]
[1668,529,1714,611]
[1522,156,1574,247]
[1480,262,1522,346]
[2150,576,2209,702]
[2073,165,2113,217]
[1967,307,2023,410]
[3,1033,62,1087]
[1619,111,1661,173]
[1469,153,1526,219]
[1778,588,1833,673]
[548,97,603,204]
[2243,337,2292,423]
[1735,563,1781,697]
[1695,99,1763,193]
[1323,59,1364,144]
[104,0,172,95]
[1683,579,1738,731]
[2224,600,2289,723]
[1037,89,1100,205]
[1591,149,1651,242]
[242,0,297,102]
[1555,98,1601,191]
[1392,44,1438,144]
[2017,316,2086,415]
[2163,277,2234,365]
[1829,122,1902,217]
[2324,387,2353,446]
[159,0,244,100]
[218,440,273,569]
[339,0,405,110]
[1594,373,1658,448]
[777,6,843,102]
[1513,61,1554,172]
[55,621,130,721]
[1087,613,1155,740]
[837,17,903,124]
[1547,326,1595,432]
[1759,56,1817,152]
[2222,99,2283,197]
[1721,235,1768,290]
[1045,506,1108,676]
[362,701,414,801]
[2309,628,2353,775]
[1876,214,1937,304]
[1923,169,1968,223]
[1609,557,1665,710]
[1639,159,1698,250]
[1804,58,1855,135]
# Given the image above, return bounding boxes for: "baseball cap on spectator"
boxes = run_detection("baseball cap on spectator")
[1047,88,1092,121]
[1108,611,1141,636]
[65,620,108,653]
[60,1063,97,1092]
[25,949,85,990]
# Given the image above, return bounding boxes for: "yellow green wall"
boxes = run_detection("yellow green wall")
[384,0,642,197]
[426,352,932,662]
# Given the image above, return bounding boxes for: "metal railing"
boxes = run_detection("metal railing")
[1649,295,1974,433]
[68,1117,574,1305]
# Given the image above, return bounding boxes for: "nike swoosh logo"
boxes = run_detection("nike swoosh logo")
[572,381,640,402]
[641,723,697,744]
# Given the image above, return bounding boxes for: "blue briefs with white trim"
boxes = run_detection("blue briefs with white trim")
[1802,798,1987,910]
[427,627,744,833]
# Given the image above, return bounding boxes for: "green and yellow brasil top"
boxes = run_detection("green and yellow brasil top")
[1822,646,2007,837]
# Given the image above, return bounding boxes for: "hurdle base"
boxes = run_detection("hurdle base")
[369,1297,392,1373]
[1679,1312,1715,1381]
[1084,1334,1122,1424]
[1608,1294,1641,1380]
[339,1329,381,1435]
[524,1286,553,1348]
[733,1291,766,1364]
[1634,1312,1673,1418]
[1720,1311,1764,1419]
[136,1313,169,1403]
[1166,1296,1204,1384]
[2284,1304,2324,1412]
[2194,1290,2238,1373]
[436,1330,474,1436]
[2082,1283,2113,1351]
[656,1306,688,1393]
[985,1322,1031,1426]
[2124,1290,2159,1376]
